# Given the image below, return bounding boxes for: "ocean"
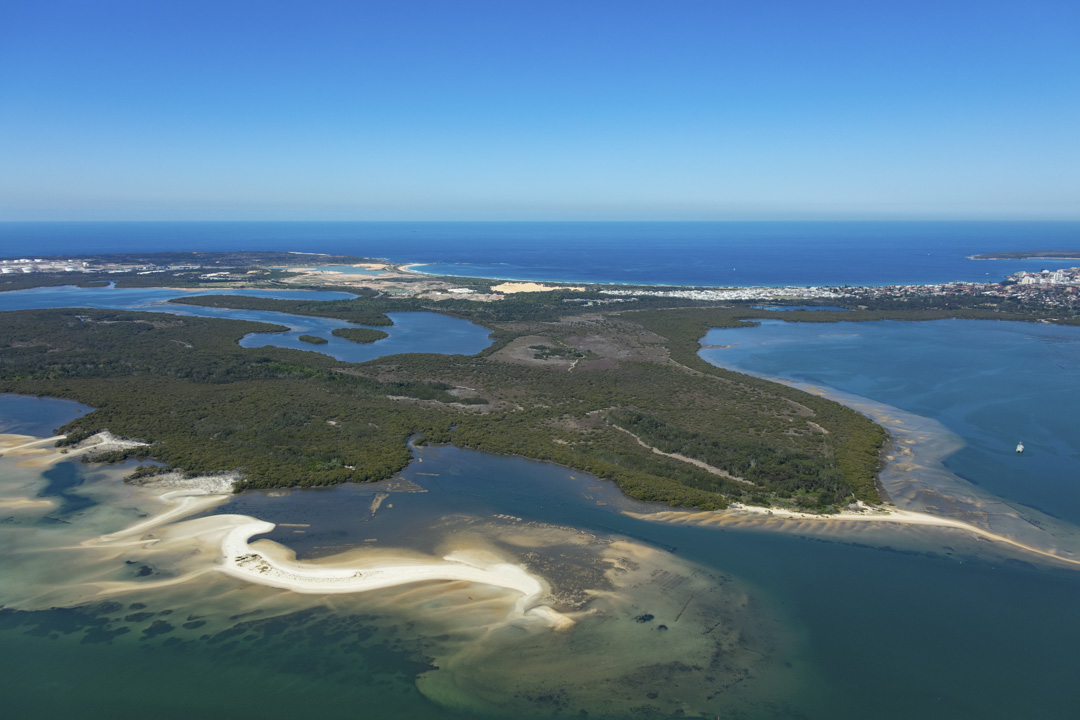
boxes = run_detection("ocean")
[2,220,1079,286]
[2,223,1080,718]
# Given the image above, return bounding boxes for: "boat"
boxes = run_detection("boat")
[1016,442,1025,454]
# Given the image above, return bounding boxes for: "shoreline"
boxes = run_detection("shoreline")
[390,262,974,290]
[20,438,577,629]
[216,518,572,628]
[694,343,1080,566]
[0,430,147,467]
[629,503,1080,569]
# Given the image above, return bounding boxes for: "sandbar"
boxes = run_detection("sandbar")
[83,478,572,629]
[629,503,1080,568]
[0,496,55,510]
[218,518,571,628]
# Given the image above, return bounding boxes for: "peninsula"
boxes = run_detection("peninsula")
[2,251,1079,517]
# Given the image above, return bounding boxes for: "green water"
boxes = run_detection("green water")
[4,368,1080,719]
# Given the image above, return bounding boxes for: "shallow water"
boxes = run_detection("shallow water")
[700,319,1080,527]
[4,393,1080,719]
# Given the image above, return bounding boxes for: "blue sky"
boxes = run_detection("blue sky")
[1,0,1077,220]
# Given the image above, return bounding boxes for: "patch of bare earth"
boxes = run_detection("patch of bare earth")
[489,335,576,369]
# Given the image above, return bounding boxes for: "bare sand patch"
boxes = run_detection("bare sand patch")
[491,281,585,294]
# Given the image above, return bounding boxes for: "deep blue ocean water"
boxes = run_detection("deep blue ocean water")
[2,220,1079,286]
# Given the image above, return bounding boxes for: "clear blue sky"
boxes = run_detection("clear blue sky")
[1,0,1077,220]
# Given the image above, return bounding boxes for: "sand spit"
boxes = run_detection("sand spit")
[218,519,571,628]
[81,480,572,630]
[0,430,148,468]
[688,355,1080,567]
[93,489,231,544]
[629,503,1080,569]
[0,433,66,454]
[0,496,55,510]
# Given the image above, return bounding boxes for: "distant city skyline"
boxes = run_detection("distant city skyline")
[1,0,1077,220]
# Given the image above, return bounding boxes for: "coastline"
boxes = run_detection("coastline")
[629,503,1080,569]
[0,431,575,629]
[0,430,147,467]
[216,518,573,628]
[690,343,1080,566]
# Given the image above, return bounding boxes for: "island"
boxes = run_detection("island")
[331,327,390,344]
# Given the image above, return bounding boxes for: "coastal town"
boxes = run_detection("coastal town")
[3,253,1080,310]
[598,266,1080,309]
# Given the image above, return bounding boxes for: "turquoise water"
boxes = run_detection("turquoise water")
[0,285,493,361]
[3,266,1080,716]
[4,408,1080,719]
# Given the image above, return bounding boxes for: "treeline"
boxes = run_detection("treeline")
[607,410,850,504]
[0,303,888,508]
[169,294,394,326]
[332,327,389,344]
[624,307,885,502]
[166,287,731,329]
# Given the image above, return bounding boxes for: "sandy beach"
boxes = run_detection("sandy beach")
[67,462,573,629]
[0,431,147,468]
[629,503,1080,568]
[217,519,572,628]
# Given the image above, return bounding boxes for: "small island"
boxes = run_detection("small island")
[298,334,329,344]
[331,327,389,344]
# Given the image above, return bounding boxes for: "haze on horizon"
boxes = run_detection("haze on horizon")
[1,0,1077,222]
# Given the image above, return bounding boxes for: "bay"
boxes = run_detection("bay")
[700,319,1080,527]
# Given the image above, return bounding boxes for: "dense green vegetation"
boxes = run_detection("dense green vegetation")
[332,327,389,344]
[170,293,394,326]
[166,288,726,327]
[623,307,887,502]
[8,253,1071,511]
[0,300,889,510]
[298,335,329,344]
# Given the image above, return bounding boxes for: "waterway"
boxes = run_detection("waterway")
[0,284,493,361]
[4,283,1080,717]
[700,318,1080,528]
[3,394,1080,719]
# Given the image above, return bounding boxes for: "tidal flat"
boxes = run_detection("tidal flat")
[5,309,1080,719]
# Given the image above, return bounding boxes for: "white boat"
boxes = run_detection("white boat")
[1016,442,1025,454]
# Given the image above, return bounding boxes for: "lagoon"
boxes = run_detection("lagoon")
[0,284,493,361]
